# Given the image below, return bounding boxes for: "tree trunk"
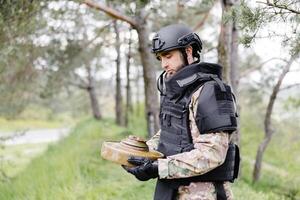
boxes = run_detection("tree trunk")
[113,20,124,126]
[125,29,133,127]
[217,0,233,83]
[230,18,240,145]
[135,66,142,117]
[218,0,241,145]
[136,11,160,137]
[176,1,184,23]
[252,55,296,183]
[87,86,102,120]
[86,66,102,120]
[230,20,239,96]
[253,136,271,182]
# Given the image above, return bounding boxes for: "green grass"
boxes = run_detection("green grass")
[0,118,155,200]
[238,107,300,199]
[0,117,70,132]
[0,115,299,199]
[0,103,80,132]
[0,143,47,178]
[0,116,78,178]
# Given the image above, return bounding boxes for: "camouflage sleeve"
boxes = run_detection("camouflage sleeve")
[146,130,161,151]
[158,87,230,179]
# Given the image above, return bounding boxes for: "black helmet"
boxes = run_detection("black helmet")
[151,24,202,59]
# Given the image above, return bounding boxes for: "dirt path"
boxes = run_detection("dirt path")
[1,128,70,146]
[0,128,71,177]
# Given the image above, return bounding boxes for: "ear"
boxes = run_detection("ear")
[185,45,194,64]
[185,46,193,55]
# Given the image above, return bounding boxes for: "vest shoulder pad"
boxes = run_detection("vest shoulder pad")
[195,80,237,134]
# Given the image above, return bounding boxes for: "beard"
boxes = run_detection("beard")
[165,63,185,79]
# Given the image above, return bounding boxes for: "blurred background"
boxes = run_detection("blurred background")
[0,0,299,199]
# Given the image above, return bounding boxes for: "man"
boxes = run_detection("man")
[123,24,240,200]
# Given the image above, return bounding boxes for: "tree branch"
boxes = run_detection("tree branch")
[203,46,216,54]
[83,0,138,28]
[280,83,300,91]
[240,57,288,77]
[264,54,297,136]
[193,10,211,31]
[84,22,111,48]
[68,80,89,90]
[256,1,300,14]
[290,68,300,73]
[68,71,90,90]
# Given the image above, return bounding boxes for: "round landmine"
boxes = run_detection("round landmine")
[101,135,163,166]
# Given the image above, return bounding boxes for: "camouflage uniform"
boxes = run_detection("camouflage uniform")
[147,86,234,200]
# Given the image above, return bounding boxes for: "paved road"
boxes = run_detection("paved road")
[1,128,70,146]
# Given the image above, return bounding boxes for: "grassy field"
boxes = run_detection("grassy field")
[0,104,78,133]
[0,116,76,178]
[0,143,47,178]
[0,118,62,132]
[0,116,299,199]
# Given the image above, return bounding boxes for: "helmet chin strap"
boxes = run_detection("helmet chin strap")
[180,48,189,66]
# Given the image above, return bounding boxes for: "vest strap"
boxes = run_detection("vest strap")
[213,182,227,200]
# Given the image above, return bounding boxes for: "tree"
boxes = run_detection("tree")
[218,0,233,83]
[257,0,300,15]
[237,0,300,182]
[84,0,160,136]
[217,0,241,144]
[125,29,133,127]
[113,20,124,125]
[253,53,299,182]
[31,2,113,120]
[44,36,107,120]
[83,61,103,120]
[0,0,45,118]
[238,0,300,51]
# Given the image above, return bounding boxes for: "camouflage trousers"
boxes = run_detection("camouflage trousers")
[176,182,233,200]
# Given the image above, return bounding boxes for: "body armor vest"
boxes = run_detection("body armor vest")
[154,62,240,200]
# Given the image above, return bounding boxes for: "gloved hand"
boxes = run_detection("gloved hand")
[122,156,158,181]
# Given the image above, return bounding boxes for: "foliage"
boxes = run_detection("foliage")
[0,0,46,118]
[234,2,266,47]
[237,0,300,53]
[0,0,43,40]
[30,1,111,100]
[284,96,300,110]
[0,0,112,119]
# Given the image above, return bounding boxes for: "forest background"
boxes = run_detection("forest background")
[0,0,299,199]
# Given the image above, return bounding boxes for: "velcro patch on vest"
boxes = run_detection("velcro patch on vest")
[176,74,198,87]
[217,100,235,114]
[215,85,233,101]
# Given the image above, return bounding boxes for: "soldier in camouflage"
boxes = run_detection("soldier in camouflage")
[123,24,240,200]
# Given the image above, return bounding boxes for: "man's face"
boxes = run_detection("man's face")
[156,49,185,78]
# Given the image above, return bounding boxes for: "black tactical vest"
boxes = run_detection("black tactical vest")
[154,62,240,200]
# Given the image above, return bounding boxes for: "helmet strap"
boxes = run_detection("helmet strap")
[180,48,189,66]
[191,44,201,61]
